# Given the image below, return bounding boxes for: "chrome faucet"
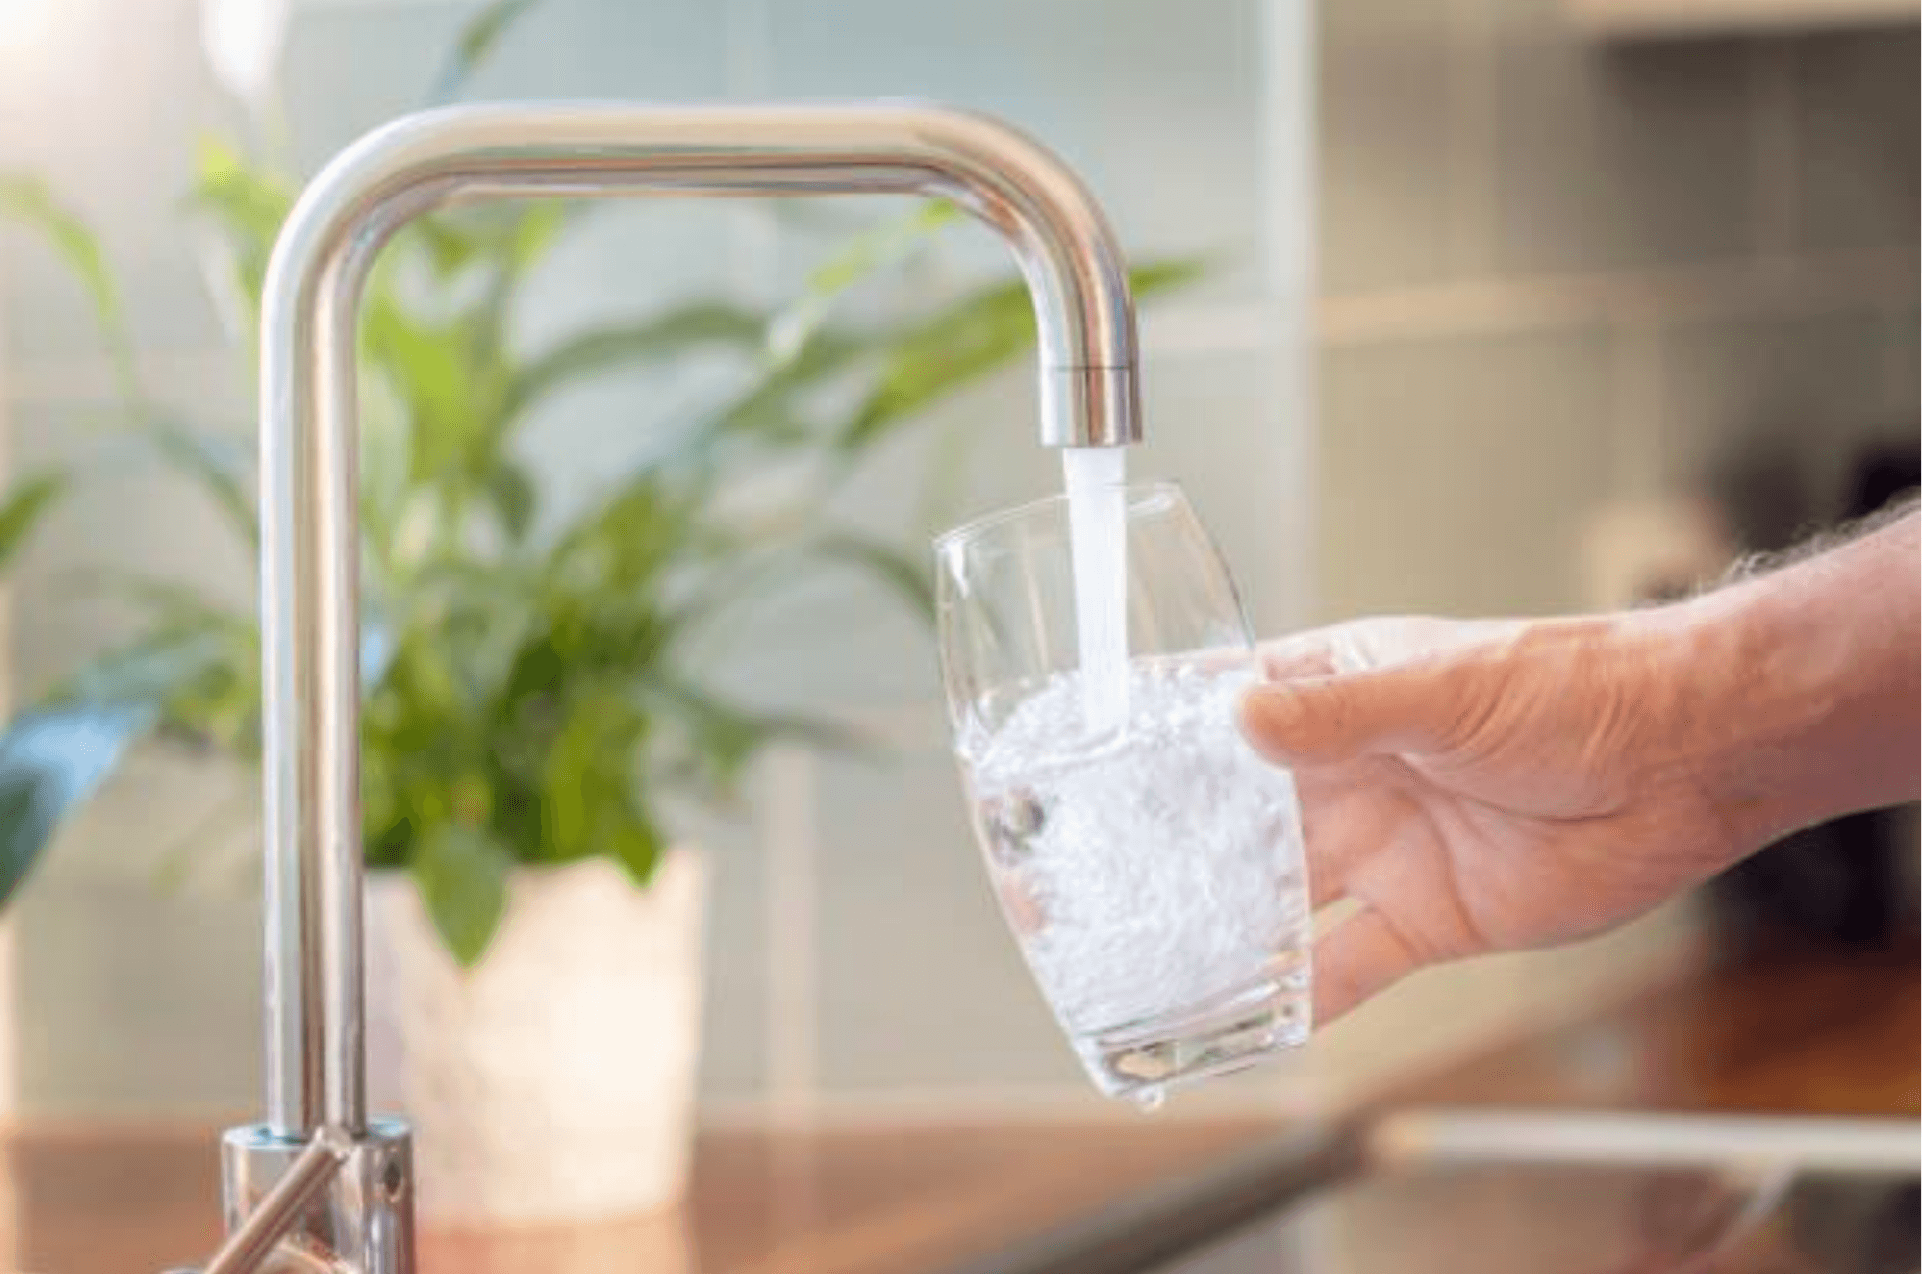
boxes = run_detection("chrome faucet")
[176,102,1141,1274]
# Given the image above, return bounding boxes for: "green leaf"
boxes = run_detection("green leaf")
[184,135,295,315]
[428,0,546,105]
[359,357,415,537]
[539,694,647,863]
[1130,257,1210,294]
[808,202,959,295]
[506,201,568,271]
[410,201,568,287]
[363,298,503,485]
[548,477,704,599]
[48,581,259,753]
[604,802,663,889]
[188,134,292,241]
[539,705,597,862]
[504,303,766,427]
[0,704,151,911]
[412,214,488,282]
[412,822,513,967]
[487,460,537,541]
[58,627,241,705]
[0,174,139,401]
[0,473,66,572]
[365,301,465,429]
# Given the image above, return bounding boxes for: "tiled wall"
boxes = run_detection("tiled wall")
[0,0,1914,1125]
[1316,4,1917,623]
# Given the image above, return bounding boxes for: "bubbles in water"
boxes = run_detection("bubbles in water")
[964,663,1308,1036]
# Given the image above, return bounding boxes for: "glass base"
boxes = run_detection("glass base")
[1071,970,1311,1107]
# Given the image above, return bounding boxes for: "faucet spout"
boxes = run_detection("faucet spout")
[229,101,1142,1274]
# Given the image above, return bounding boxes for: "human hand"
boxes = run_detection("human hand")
[1237,613,1751,1026]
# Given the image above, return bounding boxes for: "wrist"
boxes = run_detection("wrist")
[1658,583,1832,851]
[1651,531,1919,852]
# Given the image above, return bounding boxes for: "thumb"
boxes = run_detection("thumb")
[1237,661,1470,767]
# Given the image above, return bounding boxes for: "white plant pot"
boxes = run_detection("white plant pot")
[366,850,705,1227]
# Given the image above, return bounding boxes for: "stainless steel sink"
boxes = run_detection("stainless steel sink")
[950,1109,1921,1274]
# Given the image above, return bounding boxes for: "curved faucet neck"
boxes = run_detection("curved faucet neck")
[256,102,1143,1138]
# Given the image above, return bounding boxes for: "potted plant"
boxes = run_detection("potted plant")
[7,0,1196,1227]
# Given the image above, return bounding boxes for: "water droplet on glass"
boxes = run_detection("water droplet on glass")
[1133,1089,1165,1114]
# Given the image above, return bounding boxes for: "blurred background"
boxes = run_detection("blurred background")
[0,0,1915,1120]
[0,0,1913,1268]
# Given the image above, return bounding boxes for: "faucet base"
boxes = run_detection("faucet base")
[222,1120,415,1273]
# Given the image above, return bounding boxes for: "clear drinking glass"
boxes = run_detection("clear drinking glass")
[935,481,1311,1105]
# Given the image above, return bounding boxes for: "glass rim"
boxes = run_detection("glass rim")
[932,479,1188,552]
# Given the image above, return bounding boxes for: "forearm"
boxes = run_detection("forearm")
[1673,506,1920,850]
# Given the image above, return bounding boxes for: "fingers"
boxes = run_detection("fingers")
[1243,618,1494,768]
[1239,662,1471,767]
[1258,616,1522,683]
[1255,632,1338,681]
[1311,904,1429,1026]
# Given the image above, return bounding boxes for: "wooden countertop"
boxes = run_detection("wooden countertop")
[9,944,1915,1274]
[1385,942,1919,1118]
[8,1118,1280,1274]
